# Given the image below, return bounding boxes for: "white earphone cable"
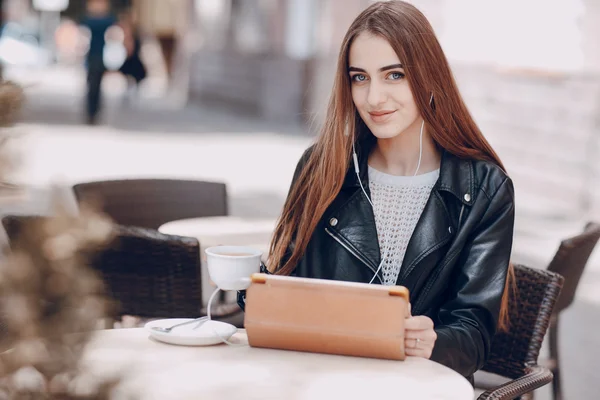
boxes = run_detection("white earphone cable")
[193,287,247,347]
[353,118,426,284]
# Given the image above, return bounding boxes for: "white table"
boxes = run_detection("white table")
[83,328,475,400]
[158,216,277,305]
[159,216,276,256]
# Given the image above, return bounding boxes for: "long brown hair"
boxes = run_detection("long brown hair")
[268,0,514,331]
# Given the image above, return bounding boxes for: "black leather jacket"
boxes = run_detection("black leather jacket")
[239,139,515,380]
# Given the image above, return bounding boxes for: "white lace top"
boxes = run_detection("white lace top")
[368,166,440,285]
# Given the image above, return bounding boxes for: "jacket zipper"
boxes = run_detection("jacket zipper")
[325,227,382,283]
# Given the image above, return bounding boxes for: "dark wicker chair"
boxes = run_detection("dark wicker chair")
[72,179,228,230]
[72,178,246,325]
[476,264,564,400]
[91,225,203,319]
[2,215,203,320]
[545,222,600,400]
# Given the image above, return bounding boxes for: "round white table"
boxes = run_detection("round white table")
[158,216,277,305]
[159,216,276,256]
[83,328,474,400]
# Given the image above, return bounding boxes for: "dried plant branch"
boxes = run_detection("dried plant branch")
[0,81,125,399]
[0,82,24,129]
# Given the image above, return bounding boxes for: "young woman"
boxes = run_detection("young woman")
[239,0,515,383]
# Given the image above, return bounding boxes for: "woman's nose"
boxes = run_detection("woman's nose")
[367,83,387,107]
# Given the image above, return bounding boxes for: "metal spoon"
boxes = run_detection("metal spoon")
[151,317,208,333]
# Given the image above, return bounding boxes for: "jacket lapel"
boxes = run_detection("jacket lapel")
[396,190,452,286]
[325,188,382,275]
[398,150,474,286]
[328,139,474,288]
[325,137,382,280]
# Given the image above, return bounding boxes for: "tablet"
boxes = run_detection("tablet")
[244,273,410,360]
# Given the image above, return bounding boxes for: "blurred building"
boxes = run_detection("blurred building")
[184,0,600,222]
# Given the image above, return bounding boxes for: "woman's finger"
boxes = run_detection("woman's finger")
[404,330,427,340]
[404,337,429,349]
[405,346,433,359]
[404,315,434,330]
[405,329,437,342]
[404,338,434,357]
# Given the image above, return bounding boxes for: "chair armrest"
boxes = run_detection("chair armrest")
[477,365,553,400]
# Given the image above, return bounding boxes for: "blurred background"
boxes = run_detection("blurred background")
[0,0,598,399]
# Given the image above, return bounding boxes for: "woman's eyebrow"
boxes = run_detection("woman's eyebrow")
[348,63,404,73]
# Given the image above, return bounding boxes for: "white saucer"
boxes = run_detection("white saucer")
[144,319,237,346]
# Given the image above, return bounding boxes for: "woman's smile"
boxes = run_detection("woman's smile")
[368,110,396,123]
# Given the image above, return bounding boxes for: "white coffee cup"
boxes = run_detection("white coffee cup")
[205,246,263,291]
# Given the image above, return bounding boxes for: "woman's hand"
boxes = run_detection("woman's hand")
[404,306,437,359]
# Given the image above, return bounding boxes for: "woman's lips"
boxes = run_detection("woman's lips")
[368,110,396,123]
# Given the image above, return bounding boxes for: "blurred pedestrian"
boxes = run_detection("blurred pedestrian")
[79,0,117,125]
[132,0,187,85]
[117,10,147,103]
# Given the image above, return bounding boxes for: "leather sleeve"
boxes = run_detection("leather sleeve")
[430,177,515,377]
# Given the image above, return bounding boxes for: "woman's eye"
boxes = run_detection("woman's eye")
[351,74,367,83]
[388,72,405,80]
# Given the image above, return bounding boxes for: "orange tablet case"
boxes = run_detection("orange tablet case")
[244,273,410,360]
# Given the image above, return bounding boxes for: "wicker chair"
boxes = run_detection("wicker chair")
[72,179,228,230]
[2,215,203,320]
[545,222,600,400]
[91,225,203,319]
[475,264,564,400]
[72,178,246,325]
